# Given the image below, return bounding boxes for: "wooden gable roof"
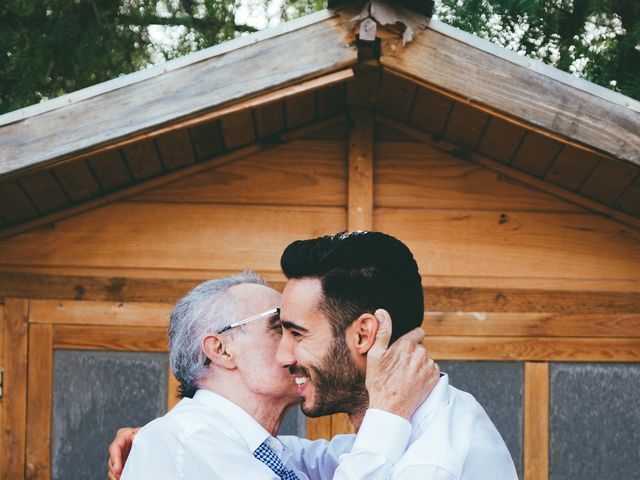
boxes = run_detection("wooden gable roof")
[0,1,638,238]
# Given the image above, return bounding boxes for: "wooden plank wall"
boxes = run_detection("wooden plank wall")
[0,127,350,278]
[0,110,638,479]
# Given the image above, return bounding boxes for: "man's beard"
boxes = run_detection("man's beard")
[291,333,368,418]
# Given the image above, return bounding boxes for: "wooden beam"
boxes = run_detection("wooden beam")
[375,114,640,229]
[423,312,640,338]
[0,11,358,178]
[426,336,640,361]
[0,299,28,479]
[26,323,53,480]
[0,114,347,241]
[53,325,167,351]
[2,272,639,312]
[29,299,172,327]
[380,22,640,165]
[348,107,374,230]
[524,362,549,480]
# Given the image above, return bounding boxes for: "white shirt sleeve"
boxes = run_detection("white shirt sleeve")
[282,409,411,480]
[123,419,283,480]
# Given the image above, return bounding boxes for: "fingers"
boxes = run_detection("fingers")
[369,309,393,359]
[107,427,139,477]
[108,440,122,474]
[398,326,426,346]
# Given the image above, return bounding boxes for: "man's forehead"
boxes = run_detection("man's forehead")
[282,277,323,304]
[227,283,280,315]
[280,278,326,326]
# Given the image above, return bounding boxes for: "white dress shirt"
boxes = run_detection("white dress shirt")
[121,389,412,480]
[387,373,519,479]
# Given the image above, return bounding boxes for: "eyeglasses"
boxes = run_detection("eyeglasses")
[215,307,280,334]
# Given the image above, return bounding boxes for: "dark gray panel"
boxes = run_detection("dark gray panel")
[52,350,168,480]
[439,361,523,477]
[279,405,307,437]
[550,363,640,480]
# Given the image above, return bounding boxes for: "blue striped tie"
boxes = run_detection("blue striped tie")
[253,441,300,480]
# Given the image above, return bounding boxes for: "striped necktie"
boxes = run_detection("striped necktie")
[253,441,300,480]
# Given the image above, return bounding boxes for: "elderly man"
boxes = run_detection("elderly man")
[277,231,518,479]
[112,270,439,479]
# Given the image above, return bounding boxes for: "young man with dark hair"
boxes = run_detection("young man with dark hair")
[277,231,517,479]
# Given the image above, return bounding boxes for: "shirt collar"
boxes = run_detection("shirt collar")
[193,389,272,453]
[408,373,449,441]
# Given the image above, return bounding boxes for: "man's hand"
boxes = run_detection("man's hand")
[107,427,139,480]
[366,309,440,420]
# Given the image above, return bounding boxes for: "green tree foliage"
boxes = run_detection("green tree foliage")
[0,0,254,114]
[1,0,638,115]
[434,0,640,100]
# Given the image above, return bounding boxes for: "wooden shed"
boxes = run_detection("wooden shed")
[0,1,638,478]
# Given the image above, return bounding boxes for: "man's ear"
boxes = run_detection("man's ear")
[349,313,380,355]
[202,334,237,370]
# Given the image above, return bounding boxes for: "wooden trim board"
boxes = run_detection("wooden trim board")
[0,299,29,479]
[524,362,549,480]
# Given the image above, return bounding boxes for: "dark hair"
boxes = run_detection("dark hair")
[280,231,424,342]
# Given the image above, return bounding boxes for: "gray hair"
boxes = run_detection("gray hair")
[168,270,267,398]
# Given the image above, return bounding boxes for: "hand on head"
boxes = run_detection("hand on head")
[107,427,139,480]
[365,309,440,420]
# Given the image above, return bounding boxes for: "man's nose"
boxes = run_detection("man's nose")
[276,333,296,368]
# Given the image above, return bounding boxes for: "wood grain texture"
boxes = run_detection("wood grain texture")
[316,83,347,119]
[476,116,527,164]
[0,203,346,272]
[122,139,164,181]
[307,417,332,440]
[580,159,637,205]
[0,12,357,176]
[375,208,640,281]
[130,140,348,207]
[545,147,602,192]
[0,180,38,224]
[374,140,585,212]
[375,114,640,229]
[524,362,549,480]
[0,116,347,242]
[53,160,101,203]
[19,170,69,214]
[0,271,204,303]
[0,299,28,479]
[615,173,640,217]
[189,120,225,161]
[409,87,453,135]
[286,92,316,129]
[423,312,640,337]
[155,129,196,171]
[303,117,349,140]
[2,271,638,310]
[443,102,490,150]
[220,110,256,149]
[29,299,172,327]
[381,27,640,164]
[376,70,417,122]
[53,325,167,351]
[26,323,53,480]
[88,150,133,192]
[426,336,640,361]
[331,413,355,435]
[254,101,286,140]
[0,306,3,473]
[348,108,374,230]
[511,132,563,178]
